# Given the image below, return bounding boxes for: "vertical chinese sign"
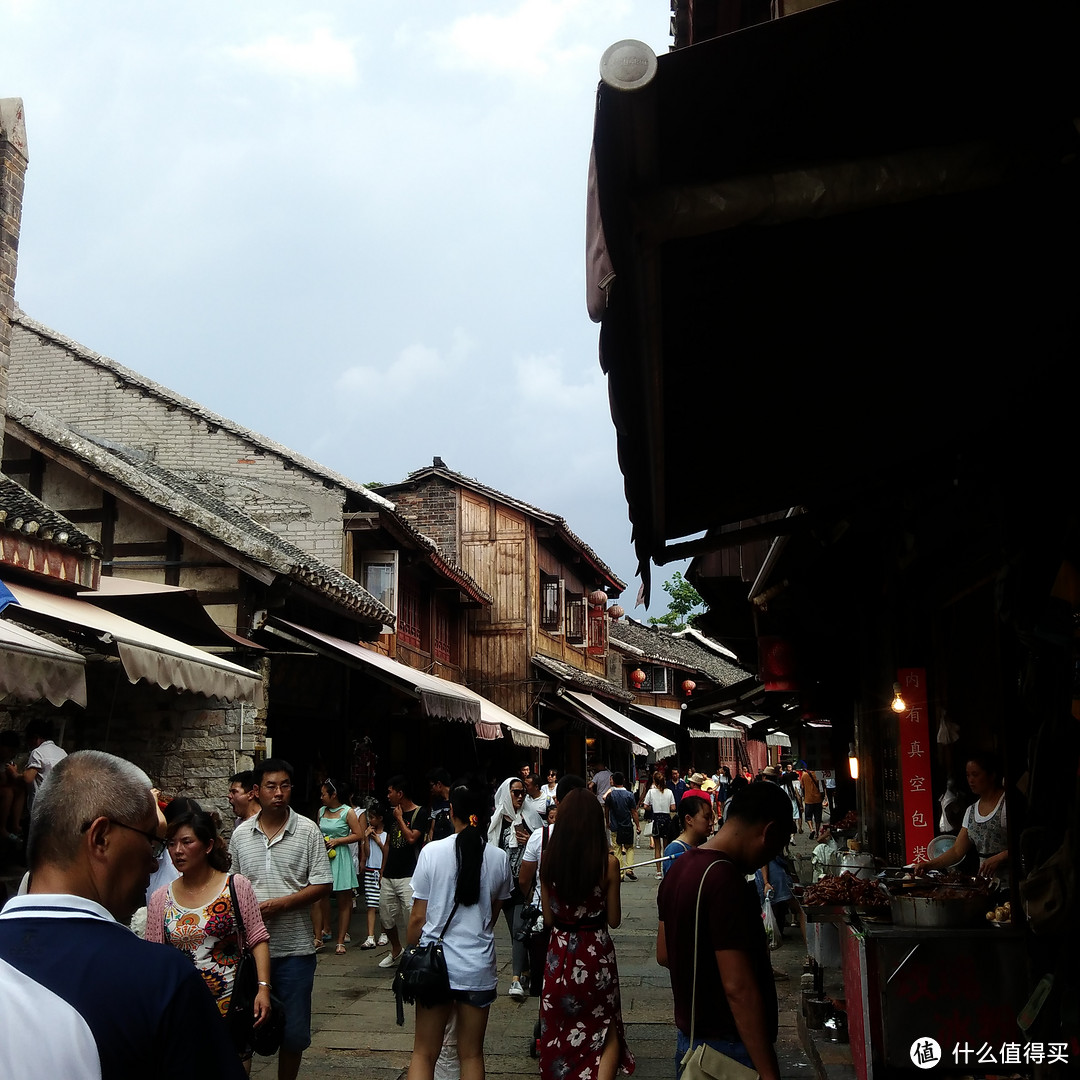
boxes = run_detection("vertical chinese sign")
[897,667,935,864]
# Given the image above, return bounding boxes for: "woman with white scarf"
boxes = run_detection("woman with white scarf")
[487,776,531,1000]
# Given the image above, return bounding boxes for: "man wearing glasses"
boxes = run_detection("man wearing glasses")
[0,750,243,1078]
[230,758,333,1080]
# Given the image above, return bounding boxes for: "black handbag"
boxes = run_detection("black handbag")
[225,876,286,1057]
[393,900,459,1025]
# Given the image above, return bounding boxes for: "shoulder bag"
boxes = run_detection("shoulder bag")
[680,859,760,1080]
[393,899,459,1026]
[225,875,286,1057]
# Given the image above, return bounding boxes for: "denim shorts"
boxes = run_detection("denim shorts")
[271,953,318,1053]
[675,1029,753,1079]
[452,988,498,1009]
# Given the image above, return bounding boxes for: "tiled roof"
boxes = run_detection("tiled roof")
[531,653,635,703]
[0,474,100,554]
[12,310,395,512]
[381,463,626,592]
[6,401,394,626]
[608,618,751,687]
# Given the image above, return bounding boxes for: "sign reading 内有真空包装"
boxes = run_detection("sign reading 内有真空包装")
[897,668,936,865]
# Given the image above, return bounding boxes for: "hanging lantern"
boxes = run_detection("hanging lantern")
[629,668,647,689]
[588,589,608,608]
[682,679,696,697]
[607,604,625,620]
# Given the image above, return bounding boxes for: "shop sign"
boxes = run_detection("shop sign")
[897,667,935,864]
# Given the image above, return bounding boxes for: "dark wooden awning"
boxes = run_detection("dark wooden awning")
[589,0,1080,599]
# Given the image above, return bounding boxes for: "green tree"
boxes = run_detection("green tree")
[648,571,704,630]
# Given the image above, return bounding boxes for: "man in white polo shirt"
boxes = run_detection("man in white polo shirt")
[230,758,333,1080]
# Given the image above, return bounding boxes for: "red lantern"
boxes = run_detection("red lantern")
[588,589,608,608]
[607,604,625,620]
[629,668,647,689]
[682,679,696,697]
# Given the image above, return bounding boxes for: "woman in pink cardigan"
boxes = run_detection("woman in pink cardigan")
[148,808,271,1063]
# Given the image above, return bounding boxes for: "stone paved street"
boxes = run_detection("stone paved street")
[254,826,822,1080]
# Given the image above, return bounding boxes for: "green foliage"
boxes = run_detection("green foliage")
[648,572,704,630]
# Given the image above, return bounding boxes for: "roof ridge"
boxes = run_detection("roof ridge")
[6,399,393,625]
[385,463,627,592]
[12,308,396,512]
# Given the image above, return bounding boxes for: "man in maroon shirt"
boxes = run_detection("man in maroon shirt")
[656,781,795,1080]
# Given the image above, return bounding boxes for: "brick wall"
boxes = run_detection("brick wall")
[0,99,29,457]
[390,477,459,562]
[9,325,346,565]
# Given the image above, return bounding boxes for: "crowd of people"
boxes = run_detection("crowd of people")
[0,743,830,1080]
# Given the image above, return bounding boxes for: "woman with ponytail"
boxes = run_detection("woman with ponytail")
[406,780,512,1080]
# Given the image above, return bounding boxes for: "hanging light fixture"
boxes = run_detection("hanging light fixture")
[629,668,647,688]
[891,682,907,713]
[588,589,608,607]
[848,742,859,780]
[607,604,625,620]
[682,679,696,698]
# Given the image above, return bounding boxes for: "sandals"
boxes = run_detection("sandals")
[313,938,326,952]
[335,943,347,955]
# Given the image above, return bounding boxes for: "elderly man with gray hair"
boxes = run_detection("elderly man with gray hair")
[0,750,244,1079]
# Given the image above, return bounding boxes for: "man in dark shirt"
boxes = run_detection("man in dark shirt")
[426,768,454,843]
[0,750,243,1079]
[656,780,794,1080]
[604,771,640,881]
[379,774,429,968]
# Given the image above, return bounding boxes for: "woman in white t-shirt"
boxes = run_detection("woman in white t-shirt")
[406,782,512,1080]
[914,753,1009,883]
[641,772,676,879]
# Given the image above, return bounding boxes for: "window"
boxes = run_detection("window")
[587,605,606,656]
[633,664,669,693]
[540,573,562,632]
[398,584,422,648]
[359,550,398,621]
[566,591,586,644]
[434,601,454,665]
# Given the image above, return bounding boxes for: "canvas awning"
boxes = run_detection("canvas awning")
[0,617,87,707]
[268,619,548,748]
[565,691,676,761]
[6,582,262,706]
[687,721,745,740]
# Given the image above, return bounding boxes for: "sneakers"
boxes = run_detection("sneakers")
[377,933,389,946]
[360,936,377,950]
[509,978,527,1000]
[344,934,351,943]
[378,951,402,968]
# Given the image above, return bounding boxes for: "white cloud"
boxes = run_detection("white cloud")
[427,0,624,81]
[512,350,604,413]
[335,329,474,398]
[225,27,359,85]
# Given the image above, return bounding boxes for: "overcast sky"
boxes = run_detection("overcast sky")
[4,0,685,608]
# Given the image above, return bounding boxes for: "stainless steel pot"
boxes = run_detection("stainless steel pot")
[889,892,986,928]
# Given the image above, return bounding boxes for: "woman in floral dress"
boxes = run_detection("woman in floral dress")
[539,788,635,1080]
[147,809,271,1061]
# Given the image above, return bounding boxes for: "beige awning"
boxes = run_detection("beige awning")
[269,619,549,747]
[565,691,676,760]
[6,583,263,706]
[0,618,87,707]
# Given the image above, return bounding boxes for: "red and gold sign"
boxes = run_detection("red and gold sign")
[897,667,936,865]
